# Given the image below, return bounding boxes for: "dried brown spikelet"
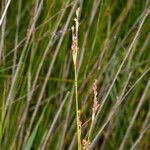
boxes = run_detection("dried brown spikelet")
[92,79,99,121]
[71,26,77,65]
[71,8,80,66]
[82,139,91,150]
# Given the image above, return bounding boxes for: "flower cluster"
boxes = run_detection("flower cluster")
[92,79,100,121]
[82,139,91,150]
[71,8,79,66]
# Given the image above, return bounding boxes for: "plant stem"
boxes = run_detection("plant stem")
[88,119,93,142]
[74,64,81,150]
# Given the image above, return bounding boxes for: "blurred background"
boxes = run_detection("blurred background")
[0,0,150,149]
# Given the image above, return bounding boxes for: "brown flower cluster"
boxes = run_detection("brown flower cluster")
[82,139,91,150]
[71,8,79,66]
[92,79,100,121]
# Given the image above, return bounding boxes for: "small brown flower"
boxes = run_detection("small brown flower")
[71,26,78,65]
[71,8,80,66]
[82,139,91,150]
[92,79,100,121]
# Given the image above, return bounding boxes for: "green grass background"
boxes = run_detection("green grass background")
[0,0,150,149]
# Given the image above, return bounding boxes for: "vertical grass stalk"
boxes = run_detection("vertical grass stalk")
[71,8,81,150]
[88,79,99,147]
[74,64,81,150]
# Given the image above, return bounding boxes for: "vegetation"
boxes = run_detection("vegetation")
[0,0,150,149]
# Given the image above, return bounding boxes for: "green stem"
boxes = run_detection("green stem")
[88,117,94,142]
[74,65,81,150]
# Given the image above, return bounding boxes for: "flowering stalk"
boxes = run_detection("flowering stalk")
[71,8,81,150]
[82,80,99,150]
[88,79,100,143]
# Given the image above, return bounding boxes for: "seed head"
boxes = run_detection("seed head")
[71,26,77,65]
[71,8,80,66]
[92,79,99,120]
[82,139,91,150]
